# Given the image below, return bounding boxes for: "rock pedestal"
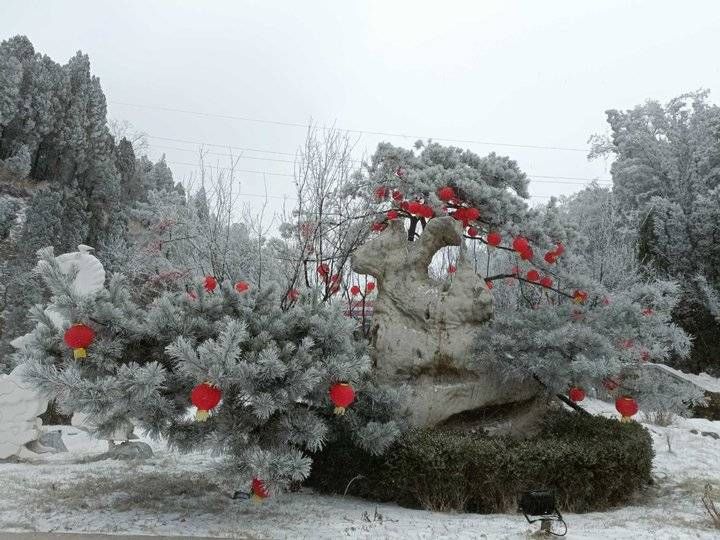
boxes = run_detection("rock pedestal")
[0,365,49,459]
[352,216,537,428]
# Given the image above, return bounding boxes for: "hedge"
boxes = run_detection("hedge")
[307,410,654,513]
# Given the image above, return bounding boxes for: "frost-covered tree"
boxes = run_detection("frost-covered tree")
[356,141,704,414]
[591,91,720,374]
[15,247,401,492]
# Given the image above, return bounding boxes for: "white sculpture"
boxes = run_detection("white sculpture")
[0,365,48,459]
[10,245,106,350]
[5,245,117,450]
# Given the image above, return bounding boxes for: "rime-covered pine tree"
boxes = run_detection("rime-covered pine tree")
[357,140,705,414]
[15,247,401,493]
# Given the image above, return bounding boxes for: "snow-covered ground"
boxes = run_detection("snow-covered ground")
[1,399,720,539]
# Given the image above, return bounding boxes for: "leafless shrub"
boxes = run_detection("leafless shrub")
[702,483,720,529]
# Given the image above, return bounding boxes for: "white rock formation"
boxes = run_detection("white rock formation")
[352,216,537,427]
[0,365,48,459]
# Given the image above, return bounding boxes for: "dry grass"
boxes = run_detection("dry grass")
[642,410,675,427]
[30,470,228,515]
[702,483,720,529]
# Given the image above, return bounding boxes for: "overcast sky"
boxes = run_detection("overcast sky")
[3,1,720,215]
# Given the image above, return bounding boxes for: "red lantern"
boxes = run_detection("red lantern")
[615,396,639,422]
[526,270,540,282]
[540,276,553,288]
[392,190,403,201]
[544,251,557,264]
[519,246,534,261]
[568,387,586,402]
[203,275,217,293]
[329,383,356,415]
[64,324,95,360]
[387,210,399,220]
[512,236,529,252]
[437,186,456,202]
[234,281,250,293]
[467,227,478,237]
[350,285,361,296]
[251,478,269,501]
[316,263,330,277]
[452,207,479,226]
[487,231,502,247]
[365,282,375,293]
[190,382,222,421]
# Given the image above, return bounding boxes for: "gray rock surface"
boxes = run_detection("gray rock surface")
[352,216,538,427]
[85,441,153,462]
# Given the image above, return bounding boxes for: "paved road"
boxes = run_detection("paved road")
[0,533,241,540]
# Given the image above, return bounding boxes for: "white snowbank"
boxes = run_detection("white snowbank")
[1,409,720,539]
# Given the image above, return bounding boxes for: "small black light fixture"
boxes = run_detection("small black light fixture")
[519,489,567,536]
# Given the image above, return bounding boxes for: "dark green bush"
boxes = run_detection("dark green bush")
[307,410,654,513]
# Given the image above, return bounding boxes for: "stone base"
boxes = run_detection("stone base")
[400,374,540,429]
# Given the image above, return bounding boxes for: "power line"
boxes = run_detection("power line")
[161,157,609,187]
[112,101,591,153]
[151,143,612,185]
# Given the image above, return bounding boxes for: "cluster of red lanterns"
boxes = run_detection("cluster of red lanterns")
[189,381,357,421]
[350,282,375,296]
[64,323,96,360]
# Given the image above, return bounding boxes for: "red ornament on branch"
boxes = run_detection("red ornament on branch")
[448,264,457,274]
[287,289,300,301]
[487,231,502,247]
[568,387,586,403]
[467,227,478,237]
[251,478,269,502]
[540,276,553,288]
[371,222,386,232]
[452,207,480,226]
[374,186,388,200]
[512,236,529,252]
[234,281,250,293]
[64,324,95,360]
[519,246,534,261]
[526,270,540,282]
[203,275,217,293]
[615,396,639,422]
[553,243,565,257]
[329,383,356,415]
[365,282,376,293]
[190,382,222,421]
[572,290,588,304]
[316,263,330,278]
[437,186,456,202]
[387,210,399,220]
[392,190,403,201]
[544,251,557,264]
[350,285,361,296]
